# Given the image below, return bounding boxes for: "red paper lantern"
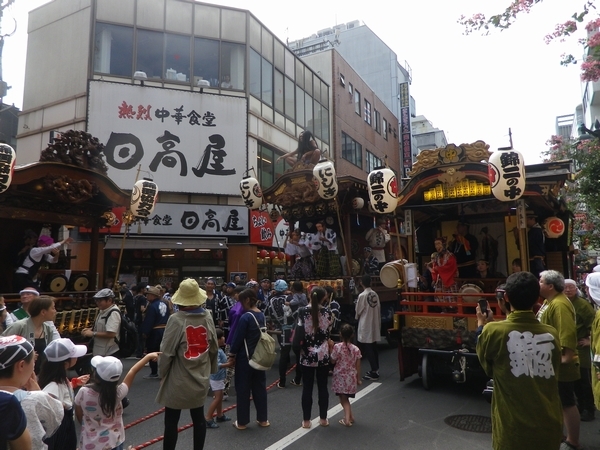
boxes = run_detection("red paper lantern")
[269,251,277,259]
[259,249,268,258]
[285,253,292,261]
[278,251,285,260]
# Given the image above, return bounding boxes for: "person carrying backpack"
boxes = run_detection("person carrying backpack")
[82,289,121,358]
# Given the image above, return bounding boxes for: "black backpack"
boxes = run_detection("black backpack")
[104,308,139,358]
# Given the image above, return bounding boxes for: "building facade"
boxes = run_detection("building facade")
[16,0,331,287]
[411,115,448,155]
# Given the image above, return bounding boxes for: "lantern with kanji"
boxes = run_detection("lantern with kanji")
[367,167,397,214]
[0,144,16,194]
[313,159,338,200]
[544,217,565,238]
[488,150,525,201]
[240,176,263,210]
[130,178,158,219]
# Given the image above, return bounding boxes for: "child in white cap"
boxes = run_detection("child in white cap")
[0,335,64,450]
[39,338,89,450]
[74,352,159,450]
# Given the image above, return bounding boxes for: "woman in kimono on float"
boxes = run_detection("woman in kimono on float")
[426,237,458,303]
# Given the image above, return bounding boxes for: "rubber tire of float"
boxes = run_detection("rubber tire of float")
[421,353,433,390]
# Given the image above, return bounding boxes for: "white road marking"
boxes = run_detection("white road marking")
[265,382,382,450]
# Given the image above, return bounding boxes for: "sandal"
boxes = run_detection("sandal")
[232,421,247,430]
[339,419,352,427]
[256,420,271,427]
[319,419,329,427]
[301,420,312,429]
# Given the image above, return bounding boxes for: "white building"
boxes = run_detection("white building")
[411,115,448,154]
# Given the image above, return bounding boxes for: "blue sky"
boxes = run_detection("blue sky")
[2,0,584,164]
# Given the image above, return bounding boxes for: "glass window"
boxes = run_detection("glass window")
[261,58,273,106]
[366,151,382,172]
[220,41,245,90]
[258,143,291,188]
[261,27,273,62]
[274,39,284,71]
[249,48,261,98]
[354,89,361,115]
[295,60,303,87]
[305,92,313,133]
[348,82,353,96]
[274,70,284,113]
[364,100,371,125]
[193,37,219,87]
[322,107,329,144]
[165,34,191,83]
[342,131,362,168]
[374,110,381,133]
[304,70,312,95]
[296,86,305,127]
[383,118,388,140]
[284,76,294,120]
[285,49,295,79]
[136,29,164,80]
[94,23,133,76]
[320,80,328,107]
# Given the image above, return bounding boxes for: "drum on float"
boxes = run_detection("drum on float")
[379,259,408,289]
[459,283,484,303]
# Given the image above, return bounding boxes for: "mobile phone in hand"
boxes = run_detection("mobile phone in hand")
[478,299,489,317]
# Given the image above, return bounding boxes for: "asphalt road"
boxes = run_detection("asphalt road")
[112,344,600,450]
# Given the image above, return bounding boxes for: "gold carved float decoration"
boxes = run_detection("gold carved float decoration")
[408,140,492,178]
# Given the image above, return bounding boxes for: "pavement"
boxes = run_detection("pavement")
[101,344,600,450]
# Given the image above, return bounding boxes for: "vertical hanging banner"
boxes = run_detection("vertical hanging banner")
[250,210,275,245]
[399,82,412,178]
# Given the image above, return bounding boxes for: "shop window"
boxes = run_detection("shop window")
[220,42,245,89]
[193,37,219,87]
[94,23,133,77]
[136,29,164,80]
[165,33,191,83]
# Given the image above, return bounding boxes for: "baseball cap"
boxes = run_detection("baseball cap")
[93,356,123,382]
[274,279,288,292]
[93,288,115,299]
[0,335,34,370]
[44,338,87,362]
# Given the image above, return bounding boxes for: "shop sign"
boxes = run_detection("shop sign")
[88,81,247,195]
[250,211,289,247]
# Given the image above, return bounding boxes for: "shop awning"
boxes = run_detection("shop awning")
[103,237,228,250]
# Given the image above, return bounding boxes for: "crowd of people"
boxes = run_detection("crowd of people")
[0,273,383,450]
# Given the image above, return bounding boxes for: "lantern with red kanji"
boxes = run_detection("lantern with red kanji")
[488,150,525,201]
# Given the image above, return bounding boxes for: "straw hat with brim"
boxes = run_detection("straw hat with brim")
[172,279,207,307]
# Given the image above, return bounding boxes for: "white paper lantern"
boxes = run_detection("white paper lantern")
[130,178,158,218]
[0,144,16,194]
[488,150,525,201]
[352,197,364,210]
[313,159,338,200]
[544,217,565,238]
[367,167,398,214]
[239,176,263,209]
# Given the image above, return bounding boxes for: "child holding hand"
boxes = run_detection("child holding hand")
[330,324,362,427]
[205,328,234,428]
